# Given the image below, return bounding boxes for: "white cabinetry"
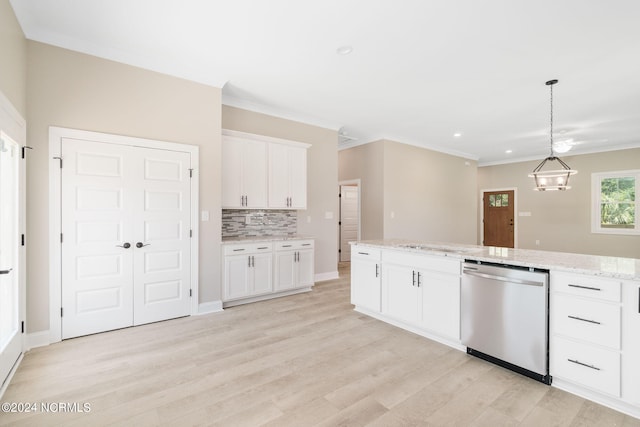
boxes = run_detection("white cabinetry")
[274,240,314,291]
[350,247,382,313]
[381,250,461,342]
[223,238,314,306]
[221,135,267,209]
[223,243,273,301]
[550,271,622,397]
[222,130,309,210]
[268,143,307,209]
[622,281,640,406]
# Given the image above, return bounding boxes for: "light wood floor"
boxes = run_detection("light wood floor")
[2,263,639,426]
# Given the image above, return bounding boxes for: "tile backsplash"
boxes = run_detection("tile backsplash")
[222,209,297,238]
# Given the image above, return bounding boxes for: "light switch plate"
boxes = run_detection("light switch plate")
[201,210,209,221]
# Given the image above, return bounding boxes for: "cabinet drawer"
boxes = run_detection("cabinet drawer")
[384,250,460,275]
[552,293,621,349]
[224,242,273,255]
[351,247,381,261]
[552,272,621,302]
[275,239,314,251]
[551,337,620,397]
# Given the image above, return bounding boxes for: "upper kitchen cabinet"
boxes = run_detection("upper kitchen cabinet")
[222,133,268,208]
[268,143,308,209]
[222,130,309,210]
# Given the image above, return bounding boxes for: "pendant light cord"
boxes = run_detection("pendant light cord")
[549,82,554,157]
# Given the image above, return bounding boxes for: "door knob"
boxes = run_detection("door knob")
[136,242,150,248]
[0,268,13,275]
[116,242,131,249]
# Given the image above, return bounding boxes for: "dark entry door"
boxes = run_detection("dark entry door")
[483,190,514,248]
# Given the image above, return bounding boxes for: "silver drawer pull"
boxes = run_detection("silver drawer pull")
[358,252,370,255]
[568,315,601,325]
[302,244,311,246]
[568,359,601,371]
[233,249,245,252]
[257,247,269,250]
[282,244,292,248]
[568,284,601,292]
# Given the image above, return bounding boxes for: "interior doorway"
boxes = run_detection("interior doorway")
[0,93,26,394]
[482,189,516,248]
[339,181,361,262]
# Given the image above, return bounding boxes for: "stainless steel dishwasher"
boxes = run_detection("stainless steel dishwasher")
[461,260,551,384]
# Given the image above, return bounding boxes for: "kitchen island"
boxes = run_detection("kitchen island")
[350,240,640,419]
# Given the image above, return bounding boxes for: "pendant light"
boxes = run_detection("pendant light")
[528,79,577,191]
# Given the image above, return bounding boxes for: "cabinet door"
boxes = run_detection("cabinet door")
[288,146,307,209]
[274,250,296,291]
[382,263,419,323]
[221,138,244,208]
[250,253,273,295]
[268,143,290,208]
[351,258,381,312]
[421,271,460,340]
[242,140,267,208]
[296,249,314,287]
[622,282,640,405]
[224,255,250,300]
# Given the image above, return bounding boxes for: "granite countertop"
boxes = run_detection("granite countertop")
[351,239,640,280]
[222,235,314,244]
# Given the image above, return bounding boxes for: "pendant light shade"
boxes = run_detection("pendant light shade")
[528,79,577,191]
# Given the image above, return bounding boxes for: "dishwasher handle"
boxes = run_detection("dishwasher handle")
[463,269,544,287]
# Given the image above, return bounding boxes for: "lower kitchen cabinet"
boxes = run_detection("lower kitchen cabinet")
[550,271,623,397]
[622,281,640,406]
[382,262,420,323]
[380,250,461,342]
[350,247,382,312]
[421,270,460,340]
[222,239,314,306]
[223,243,273,301]
[274,240,314,291]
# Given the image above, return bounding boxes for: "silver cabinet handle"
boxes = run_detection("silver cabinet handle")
[568,359,600,371]
[417,272,421,287]
[248,256,251,267]
[0,268,12,275]
[375,264,379,278]
[358,252,369,255]
[568,283,601,292]
[568,315,601,325]
[412,270,416,287]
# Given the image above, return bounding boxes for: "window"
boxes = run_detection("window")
[592,170,639,235]
[489,193,509,207]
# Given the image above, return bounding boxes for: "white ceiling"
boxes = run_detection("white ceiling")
[10,0,640,164]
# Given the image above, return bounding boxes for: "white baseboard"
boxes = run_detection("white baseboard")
[197,300,223,315]
[0,353,23,400]
[26,331,50,350]
[315,271,339,282]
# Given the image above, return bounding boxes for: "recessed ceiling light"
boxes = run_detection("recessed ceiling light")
[505,150,513,154]
[336,45,353,55]
[453,133,462,137]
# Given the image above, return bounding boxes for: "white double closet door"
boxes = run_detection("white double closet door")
[61,138,192,339]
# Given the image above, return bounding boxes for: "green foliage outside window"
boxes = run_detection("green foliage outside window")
[600,177,635,228]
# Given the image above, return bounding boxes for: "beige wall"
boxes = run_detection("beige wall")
[26,41,222,333]
[383,140,477,243]
[338,140,477,243]
[222,105,339,276]
[0,0,26,116]
[338,141,385,240]
[478,148,640,258]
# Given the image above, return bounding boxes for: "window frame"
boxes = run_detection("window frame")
[591,170,639,235]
